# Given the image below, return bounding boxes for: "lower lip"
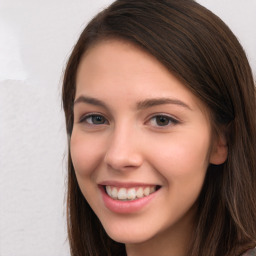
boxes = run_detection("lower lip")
[99,186,158,214]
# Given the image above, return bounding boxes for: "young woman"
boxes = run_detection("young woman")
[62,0,256,255]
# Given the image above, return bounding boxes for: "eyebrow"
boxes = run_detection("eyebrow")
[73,96,192,110]
[74,96,108,109]
[136,98,192,110]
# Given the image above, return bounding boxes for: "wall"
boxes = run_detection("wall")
[0,1,255,256]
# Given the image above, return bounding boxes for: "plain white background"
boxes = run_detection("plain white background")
[0,1,255,255]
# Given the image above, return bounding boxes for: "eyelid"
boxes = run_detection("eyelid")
[79,112,109,125]
[146,113,180,127]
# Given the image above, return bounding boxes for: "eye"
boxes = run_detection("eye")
[80,114,108,125]
[148,115,179,127]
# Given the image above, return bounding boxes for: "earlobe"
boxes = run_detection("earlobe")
[209,133,228,165]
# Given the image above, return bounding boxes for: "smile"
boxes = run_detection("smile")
[105,185,158,201]
[100,184,161,213]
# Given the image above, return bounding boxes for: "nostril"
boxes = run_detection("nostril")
[104,152,143,171]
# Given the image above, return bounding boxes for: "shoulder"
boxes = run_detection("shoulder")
[242,248,256,256]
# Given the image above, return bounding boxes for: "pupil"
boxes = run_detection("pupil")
[93,116,104,124]
[156,116,169,126]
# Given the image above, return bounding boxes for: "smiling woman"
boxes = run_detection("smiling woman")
[71,40,218,249]
[62,1,256,256]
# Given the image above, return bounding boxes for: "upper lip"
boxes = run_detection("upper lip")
[98,181,161,188]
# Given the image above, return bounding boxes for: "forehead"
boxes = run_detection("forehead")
[75,39,209,115]
[77,38,166,82]
[77,39,175,92]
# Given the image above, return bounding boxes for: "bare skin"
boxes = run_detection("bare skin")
[71,39,227,256]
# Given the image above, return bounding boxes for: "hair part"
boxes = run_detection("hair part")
[62,1,256,255]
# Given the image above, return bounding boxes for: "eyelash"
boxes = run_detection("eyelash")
[147,114,179,127]
[79,113,179,128]
[79,113,109,125]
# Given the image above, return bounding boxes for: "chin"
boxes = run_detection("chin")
[104,224,154,244]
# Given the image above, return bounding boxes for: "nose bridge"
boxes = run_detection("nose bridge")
[104,120,143,170]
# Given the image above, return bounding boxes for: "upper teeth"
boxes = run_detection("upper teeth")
[105,186,156,201]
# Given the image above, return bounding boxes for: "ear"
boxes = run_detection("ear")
[209,132,228,165]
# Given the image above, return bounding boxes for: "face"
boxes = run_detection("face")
[70,40,225,254]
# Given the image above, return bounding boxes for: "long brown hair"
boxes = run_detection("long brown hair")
[62,0,256,255]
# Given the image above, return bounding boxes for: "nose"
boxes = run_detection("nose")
[104,124,143,171]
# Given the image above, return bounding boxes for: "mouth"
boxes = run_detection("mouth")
[103,185,161,201]
[99,183,161,213]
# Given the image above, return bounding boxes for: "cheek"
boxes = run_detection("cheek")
[147,129,211,179]
[70,131,105,177]
[148,131,210,217]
